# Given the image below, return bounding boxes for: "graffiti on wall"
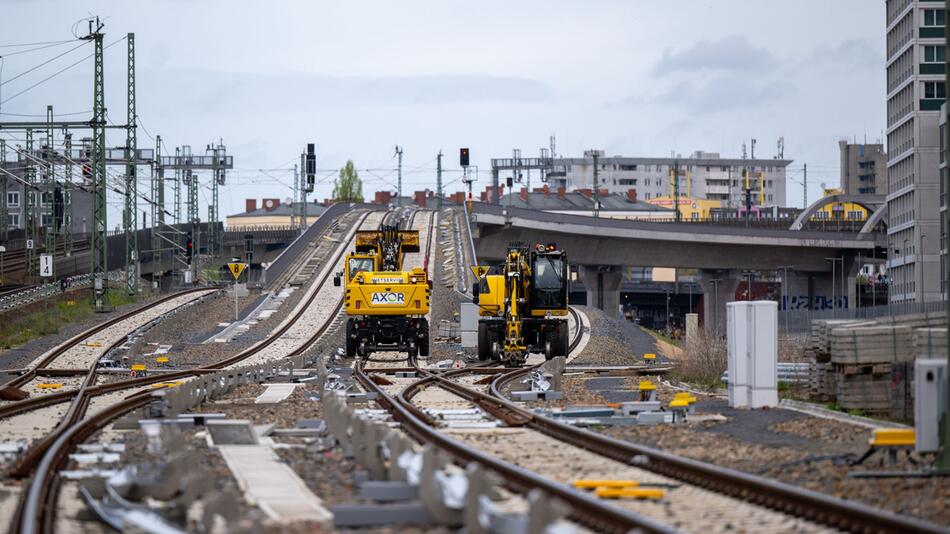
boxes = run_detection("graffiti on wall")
[782,295,848,311]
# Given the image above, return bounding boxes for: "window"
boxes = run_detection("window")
[645,193,651,200]
[924,45,947,63]
[645,178,651,186]
[924,9,945,27]
[40,191,53,206]
[6,191,19,207]
[41,214,53,227]
[618,178,637,186]
[767,194,773,202]
[6,214,19,227]
[705,166,711,172]
[767,180,773,187]
[924,81,946,99]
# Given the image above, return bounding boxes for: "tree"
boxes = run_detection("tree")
[333,160,364,202]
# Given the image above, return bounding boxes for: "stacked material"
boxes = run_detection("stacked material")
[806,319,871,361]
[808,362,834,401]
[829,325,913,365]
[807,313,946,418]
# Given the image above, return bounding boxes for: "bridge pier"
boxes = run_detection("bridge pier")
[578,265,622,318]
[698,270,741,332]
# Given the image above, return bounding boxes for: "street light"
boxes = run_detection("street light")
[777,265,794,333]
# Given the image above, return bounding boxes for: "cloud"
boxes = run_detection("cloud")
[654,75,792,115]
[806,38,881,71]
[654,35,777,76]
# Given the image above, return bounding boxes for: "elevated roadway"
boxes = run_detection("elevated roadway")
[470,203,886,324]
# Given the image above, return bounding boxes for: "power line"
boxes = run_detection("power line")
[0,40,80,58]
[0,39,76,49]
[0,40,88,87]
[0,36,124,106]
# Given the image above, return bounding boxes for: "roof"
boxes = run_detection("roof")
[231,202,328,218]
[497,191,672,212]
[557,156,794,168]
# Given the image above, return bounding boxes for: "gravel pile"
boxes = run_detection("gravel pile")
[568,305,658,366]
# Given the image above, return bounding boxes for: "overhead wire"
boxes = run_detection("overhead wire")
[0,40,88,87]
[0,35,125,107]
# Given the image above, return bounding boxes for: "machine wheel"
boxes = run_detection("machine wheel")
[553,321,569,357]
[544,339,554,360]
[477,323,491,361]
[491,340,501,361]
[345,320,357,358]
[419,334,430,357]
[408,343,419,358]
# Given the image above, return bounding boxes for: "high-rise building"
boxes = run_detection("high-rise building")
[940,102,947,299]
[549,150,791,207]
[839,141,887,195]
[885,0,945,303]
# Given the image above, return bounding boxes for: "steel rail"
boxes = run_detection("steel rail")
[353,357,676,534]
[14,209,376,533]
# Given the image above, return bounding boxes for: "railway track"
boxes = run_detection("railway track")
[6,208,390,533]
[346,220,943,534]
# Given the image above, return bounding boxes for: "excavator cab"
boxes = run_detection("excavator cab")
[530,247,568,312]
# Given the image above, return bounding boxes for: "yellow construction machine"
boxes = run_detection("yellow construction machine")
[472,243,569,366]
[334,224,431,358]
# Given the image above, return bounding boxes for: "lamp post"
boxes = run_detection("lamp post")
[778,265,793,334]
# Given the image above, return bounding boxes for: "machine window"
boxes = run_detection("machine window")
[533,257,563,290]
[348,257,375,279]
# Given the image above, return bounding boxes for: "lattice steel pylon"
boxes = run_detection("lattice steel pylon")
[124,32,138,295]
[25,128,36,283]
[150,134,163,259]
[63,133,73,256]
[173,146,181,225]
[0,140,7,243]
[44,106,55,270]
[88,19,109,310]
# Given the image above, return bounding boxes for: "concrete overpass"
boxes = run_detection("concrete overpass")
[470,203,887,326]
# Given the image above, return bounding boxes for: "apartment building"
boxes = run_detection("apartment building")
[551,150,791,207]
[885,0,945,302]
[839,141,888,195]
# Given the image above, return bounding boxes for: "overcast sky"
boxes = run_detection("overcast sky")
[1,0,884,221]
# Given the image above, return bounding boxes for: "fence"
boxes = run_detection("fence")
[778,300,947,333]
[0,270,123,312]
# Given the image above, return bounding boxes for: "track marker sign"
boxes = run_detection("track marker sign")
[227,262,247,280]
[471,265,490,279]
[39,254,53,277]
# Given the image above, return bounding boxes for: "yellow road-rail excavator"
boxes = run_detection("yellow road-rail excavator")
[335,224,431,358]
[472,243,569,367]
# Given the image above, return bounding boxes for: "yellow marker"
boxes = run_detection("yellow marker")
[674,392,698,404]
[670,399,689,408]
[638,380,656,391]
[595,488,665,500]
[131,364,146,371]
[66,300,76,306]
[37,383,63,390]
[155,356,170,364]
[643,353,656,360]
[870,428,915,447]
[84,341,102,347]
[574,480,640,489]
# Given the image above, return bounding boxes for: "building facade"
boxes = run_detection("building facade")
[1,161,93,237]
[550,150,791,208]
[885,0,945,302]
[839,141,887,195]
